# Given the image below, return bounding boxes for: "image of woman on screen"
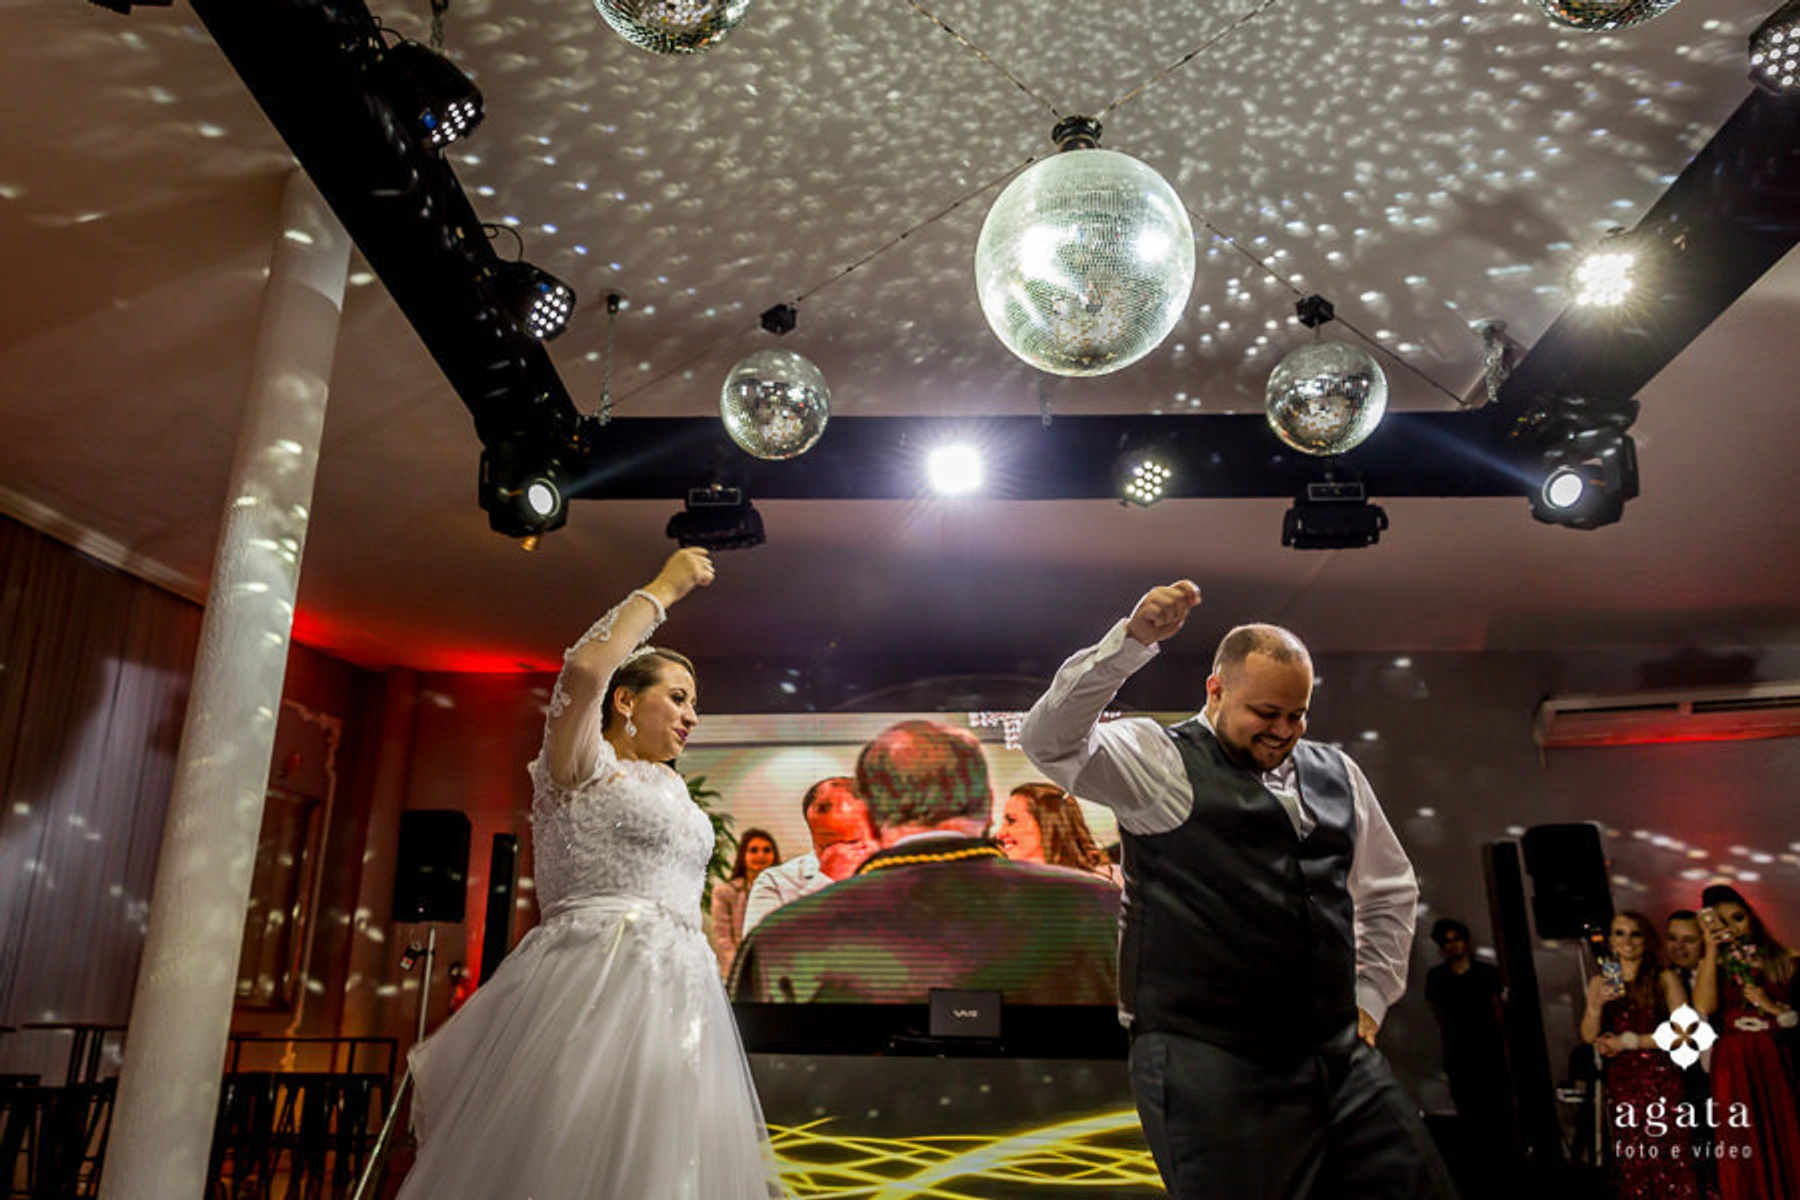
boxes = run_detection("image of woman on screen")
[1691,883,1800,1199]
[394,547,780,1200]
[710,828,780,979]
[1580,910,1697,1200]
[999,782,1120,883]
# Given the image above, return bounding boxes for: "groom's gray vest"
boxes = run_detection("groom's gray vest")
[1118,718,1359,1060]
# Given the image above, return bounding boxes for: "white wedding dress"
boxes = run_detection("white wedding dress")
[395,605,781,1199]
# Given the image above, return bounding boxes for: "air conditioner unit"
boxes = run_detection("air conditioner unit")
[1533,681,1800,748]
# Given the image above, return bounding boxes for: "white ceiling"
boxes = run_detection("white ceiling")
[2,0,1797,671]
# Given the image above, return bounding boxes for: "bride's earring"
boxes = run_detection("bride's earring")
[624,716,638,738]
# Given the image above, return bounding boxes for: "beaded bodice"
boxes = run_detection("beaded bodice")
[528,594,713,920]
[529,742,714,918]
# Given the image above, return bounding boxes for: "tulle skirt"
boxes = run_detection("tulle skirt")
[396,896,781,1200]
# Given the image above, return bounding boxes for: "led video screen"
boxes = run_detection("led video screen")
[680,713,1149,1006]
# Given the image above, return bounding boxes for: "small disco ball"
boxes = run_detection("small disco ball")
[720,348,829,460]
[593,0,754,54]
[1536,0,1681,30]
[975,149,1195,377]
[1265,341,1389,456]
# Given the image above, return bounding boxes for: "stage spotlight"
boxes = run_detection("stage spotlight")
[1529,438,1638,530]
[479,448,567,539]
[494,260,575,340]
[524,478,561,521]
[1572,233,1637,308]
[926,444,984,496]
[381,40,484,150]
[666,484,765,550]
[1117,454,1174,507]
[1541,465,1589,511]
[1281,481,1389,550]
[1750,0,1800,93]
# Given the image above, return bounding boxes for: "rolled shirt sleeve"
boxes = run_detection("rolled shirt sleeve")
[1019,620,1194,836]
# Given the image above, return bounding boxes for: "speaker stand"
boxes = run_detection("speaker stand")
[351,925,439,1200]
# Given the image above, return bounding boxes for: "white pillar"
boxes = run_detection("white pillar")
[102,169,350,1200]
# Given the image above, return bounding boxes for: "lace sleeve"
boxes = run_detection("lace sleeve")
[541,589,666,790]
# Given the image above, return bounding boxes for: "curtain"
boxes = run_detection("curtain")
[0,516,202,1079]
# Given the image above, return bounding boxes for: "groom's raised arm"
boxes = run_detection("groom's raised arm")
[1020,582,1201,834]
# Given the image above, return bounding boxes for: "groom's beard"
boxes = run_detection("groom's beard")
[1210,716,1295,773]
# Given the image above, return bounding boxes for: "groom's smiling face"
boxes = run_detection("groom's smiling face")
[1205,652,1313,772]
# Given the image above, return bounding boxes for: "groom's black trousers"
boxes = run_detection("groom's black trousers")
[1129,1025,1460,1199]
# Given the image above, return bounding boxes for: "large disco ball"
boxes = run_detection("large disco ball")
[593,0,753,54]
[1536,0,1681,30]
[1265,341,1389,456]
[720,348,829,460]
[975,149,1195,377]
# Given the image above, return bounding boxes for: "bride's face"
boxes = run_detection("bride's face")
[622,664,698,762]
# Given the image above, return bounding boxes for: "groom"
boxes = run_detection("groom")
[1020,580,1457,1199]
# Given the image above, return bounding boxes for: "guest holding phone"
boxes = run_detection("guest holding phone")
[1580,911,1696,1200]
[1692,886,1800,1199]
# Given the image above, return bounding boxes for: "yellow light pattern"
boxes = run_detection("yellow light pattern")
[769,1108,1164,1198]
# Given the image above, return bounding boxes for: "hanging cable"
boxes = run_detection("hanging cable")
[1185,205,1474,408]
[601,155,1037,416]
[1101,0,1286,117]
[428,0,449,53]
[595,293,622,424]
[902,0,1063,120]
[792,156,1036,304]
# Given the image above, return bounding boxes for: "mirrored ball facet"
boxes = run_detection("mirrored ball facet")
[1536,0,1681,30]
[975,149,1195,377]
[721,349,830,461]
[593,0,754,54]
[1265,341,1389,456]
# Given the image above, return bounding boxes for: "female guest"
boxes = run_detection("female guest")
[997,782,1119,882]
[1692,884,1800,1199]
[709,828,779,980]
[1580,910,1696,1200]
[395,548,780,1199]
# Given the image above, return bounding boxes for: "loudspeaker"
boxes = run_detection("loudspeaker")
[479,833,519,983]
[1521,822,1612,939]
[1485,840,1559,1169]
[391,810,471,924]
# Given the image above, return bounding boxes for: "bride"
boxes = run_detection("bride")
[395,547,781,1198]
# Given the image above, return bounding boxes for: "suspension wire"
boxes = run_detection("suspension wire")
[428,0,449,52]
[1101,0,1285,117]
[903,0,1063,120]
[595,296,620,424]
[603,156,1037,414]
[1187,205,1473,408]
[1334,314,1472,408]
[793,155,1037,304]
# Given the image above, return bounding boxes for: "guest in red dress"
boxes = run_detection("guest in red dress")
[1581,910,1699,1200]
[1692,884,1800,1200]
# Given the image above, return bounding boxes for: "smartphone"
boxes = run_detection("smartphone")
[1601,958,1625,996]
[1698,906,1731,941]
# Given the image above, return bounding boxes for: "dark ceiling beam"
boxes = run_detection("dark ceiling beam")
[191,0,578,447]
[560,412,1525,501]
[1494,87,1800,423]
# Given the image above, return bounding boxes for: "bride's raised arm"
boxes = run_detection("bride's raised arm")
[543,547,715,788]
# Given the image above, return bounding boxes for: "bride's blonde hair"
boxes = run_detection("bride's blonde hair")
[601,647,696,734]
